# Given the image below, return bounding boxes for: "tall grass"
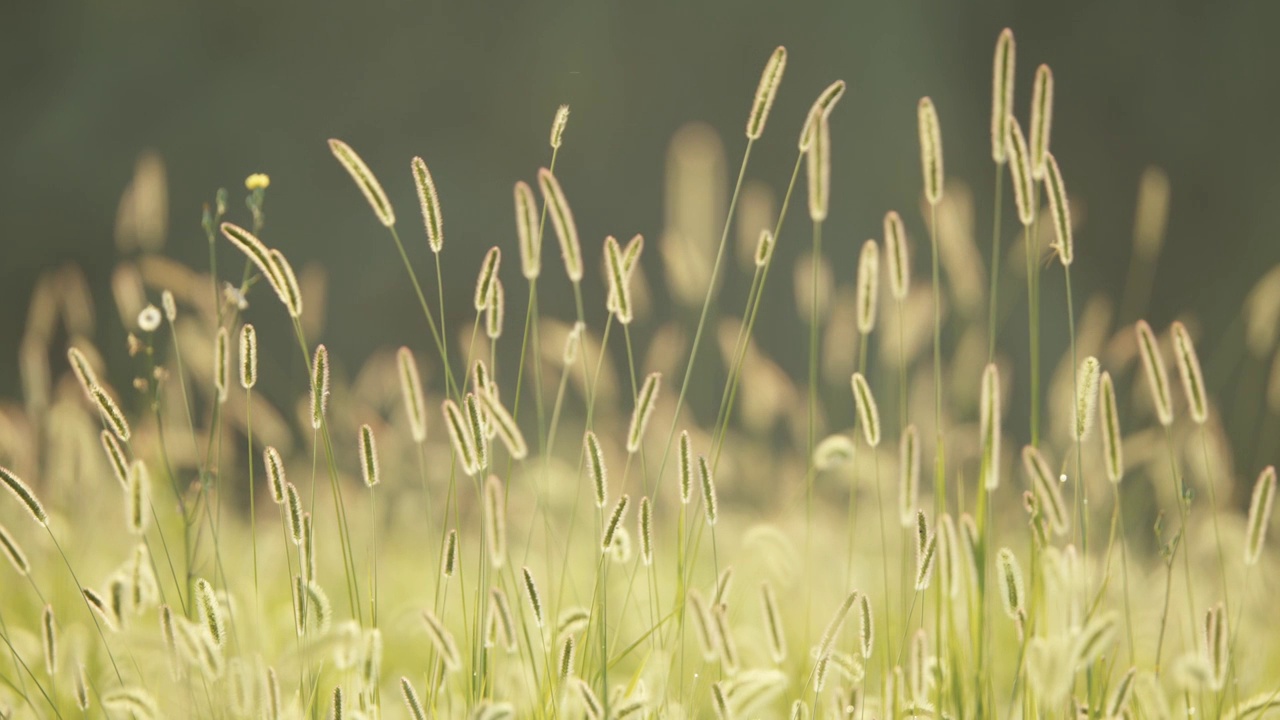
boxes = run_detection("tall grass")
[0,30,1276,720]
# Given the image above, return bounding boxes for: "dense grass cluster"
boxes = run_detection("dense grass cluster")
[2,28,1280,719]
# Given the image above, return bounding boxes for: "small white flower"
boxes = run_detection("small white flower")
[137,305,162,332]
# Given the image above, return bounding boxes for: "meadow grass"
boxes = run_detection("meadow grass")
[0,29,1279,720]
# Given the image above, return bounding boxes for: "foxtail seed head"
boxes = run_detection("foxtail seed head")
[884,210,909,300]
[328,139,395,226]
[482,391,527,460]
[521,566,544,627]
[267,249,303,318]
[310,345,330,430]
[464,393,490,472]
[92,384,131,442]
[1100,372,1124,482]
[537,168,583,282]
[627,372,661,453]
[997,547,1025,620]
[411,156,444,253]
[639,496,653,566]
[851,372,881,447]
[1245,466,1276,566]
[1075,356,1100,440]
[1029,65,1055,180]
[550,105,570,149]
[397,347,427,443]
[1171,321,1208,424]
[1005,116,1035,225]
[358,424,379,487]
[514,181,540,279]
[605,235,633,324]
[442,399,478,476]
[856,239,879,335]
[442,529,458,577]
[126,460,149,535]
[264,446,286,504]
[601,495,630,551]
[1135,320,1175,426]
[0,522,30,574]
[486,278,504,340]
[0,465,47,526]
[214,327,230,403]
[746,46,787,140]
[585,431,608,507]
[754,228,774,268]
[474,246,501,312]
[991,29,1016,164]
[239,323,257,390]
[917,97,944,206]
[1023,446,1067,535]
[805,114,831,222]
[799,80,846,151]
[1043,153,1073,266]
[698,454,718,526]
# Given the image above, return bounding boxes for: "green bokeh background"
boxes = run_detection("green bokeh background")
[2,1,1278,424]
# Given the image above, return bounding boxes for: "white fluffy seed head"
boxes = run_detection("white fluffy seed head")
[411,156,444,253]
[537,168,583,282]
[329,138,395,227]
[746,46,787,140]
[239,323,257,390]
[137,305,161,333]
[161,290,177,321]
[1100,372,1124,483]
[1135,320,1174,426]
[991,29,1016,164]
[917,97,944,206]
[397,347,427,443]
[1029,65,1055,180]
[1075,356,1101,441]
[856,239,879,335]
[884,210,909,300]
[1171,321,1208,424]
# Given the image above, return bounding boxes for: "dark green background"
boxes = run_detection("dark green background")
[2,1,1277,408]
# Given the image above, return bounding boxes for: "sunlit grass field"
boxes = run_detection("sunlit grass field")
[1,29,1279,719]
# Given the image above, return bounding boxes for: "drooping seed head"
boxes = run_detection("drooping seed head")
[267,249,304,318]
[818,590,858,657]
[711,602,740,673]
[396,347,427,443]
[1099,372,1124,483]
[899,424,921,526]
[328,138,395,227]
[1029,65,1055,180]
[550,105,570,149]
[1005,115,1036,225]
[482,392,527,460]
[420,609,461,672]
[1171,321,1208,424]
[92,385,131,442]
[219,223,285,302]
[410,156,444,253]
[537,168,583,282]
[857,593,874,659]
[1135,320,1174,426]
[627,371,661,453]
[101,430,129,487]
[239,324,257,390]
[1245,466,1276,566]
[102,689,159,719]
[917,97,944,206]
[884,210,909,300]
[1023,446,1068,535]
[0,523,30,574]
[0,465,47,526]
[1075,356,1101,440]
[799,80,846,151]
[997,547,1025,620]
[1043,153,1073,266]
[310,345,330,431]
[805,114,831,222]
[746,46,787,140]
[514,181,541,279]
[856,239,879,335]
[980,363,1002,489]
[850,372,881,447]
[991,29,1016,164]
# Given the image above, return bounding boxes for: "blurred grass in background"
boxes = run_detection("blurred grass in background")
[2,0,1278,456]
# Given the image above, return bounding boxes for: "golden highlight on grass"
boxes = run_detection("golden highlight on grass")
[1100,372,1124,483]
[411,156,444,253]
[1135,319,1175,426]
[917,97,944,206]
[627,371,661,453]
[991,28,1016,163]
[746,46,787,140]
[1245,465,1275,566]
[980,363,1001,489]
[1171,320,1208,424]
[329,138,395,227]
[537,167,583,282]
